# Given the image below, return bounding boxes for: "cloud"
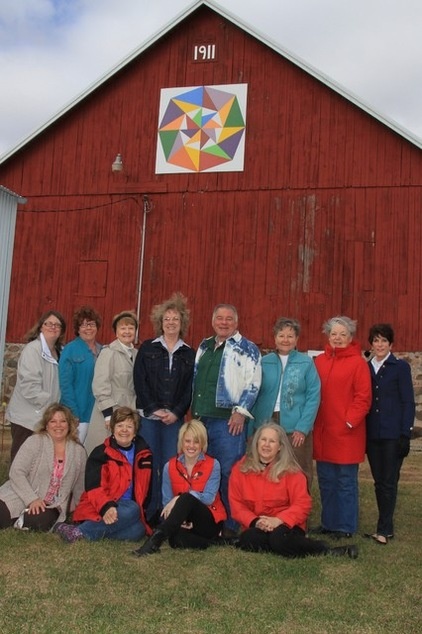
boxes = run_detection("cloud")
[1,0,421,156]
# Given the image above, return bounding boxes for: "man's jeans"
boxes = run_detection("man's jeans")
[201,416,247,531]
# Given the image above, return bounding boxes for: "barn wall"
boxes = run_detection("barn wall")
[0,6,421,352]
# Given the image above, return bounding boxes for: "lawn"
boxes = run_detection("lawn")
[0,428,420,634]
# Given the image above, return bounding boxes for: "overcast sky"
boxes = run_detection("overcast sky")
[1,0,421,157]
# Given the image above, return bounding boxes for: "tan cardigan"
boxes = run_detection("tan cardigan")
[0,433,86,525]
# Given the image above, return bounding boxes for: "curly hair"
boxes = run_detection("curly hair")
[150,292,190,338]
[72,305,102,336]
[36,403,80,443]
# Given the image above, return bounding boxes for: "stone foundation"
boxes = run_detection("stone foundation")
[2,343,422,423]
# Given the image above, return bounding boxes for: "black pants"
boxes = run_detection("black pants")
[0,500,59,531]
[160,493,222,549]
[238,524,328,558]
[366,438,403,536]
[10,423,33,463]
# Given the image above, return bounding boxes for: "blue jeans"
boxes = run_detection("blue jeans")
[316,461,359,534]
[139,417,182,520]
[366,438,402,536]
[78,499,145,542]
[201,416,247,531]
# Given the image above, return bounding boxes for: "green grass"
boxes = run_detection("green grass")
[0,439,421,634]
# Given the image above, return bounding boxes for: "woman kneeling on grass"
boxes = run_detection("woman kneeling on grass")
[56,407,152,543]
[0,403,86,531]
[229,423,358,559]
[133,419,227,556]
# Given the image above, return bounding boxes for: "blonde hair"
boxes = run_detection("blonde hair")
[177,419,208,454]
[241,422,302,482]
[36,403,79,443]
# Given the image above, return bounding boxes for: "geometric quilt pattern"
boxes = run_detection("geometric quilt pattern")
[155,84,247,173]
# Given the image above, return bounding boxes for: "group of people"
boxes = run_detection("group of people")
[0,299,415,560]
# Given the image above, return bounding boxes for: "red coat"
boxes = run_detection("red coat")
[313,341,371,464]
[228,458,311,531]
[73,436,152,535]
[167,454,227,524]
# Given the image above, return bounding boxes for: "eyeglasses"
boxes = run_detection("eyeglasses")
[43,321,62,330]
[164,317,181,322]
[79,321,97,329]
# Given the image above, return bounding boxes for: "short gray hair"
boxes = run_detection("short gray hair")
[212,304,238,321]
[273,317,301,337]
[323,315,357,337]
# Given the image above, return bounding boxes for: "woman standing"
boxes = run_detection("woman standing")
[365,323,415,544]
[133,293,195,522]
[85,311,138,454]
[228,423,357,558]
[59,306,102,444]
[0,403,86,531]
[56,407,151,543]
[7,310,66,461]
[252,317,320,489]
[133,420,226,556]
[312,316,371,538]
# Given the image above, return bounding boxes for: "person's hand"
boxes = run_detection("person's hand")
[228,411,245,436]
[153,409,168,419]
[103,507,118,525]
[291,431,306,447]
[161,496,179,520]
[27,498,46,515]
[256,516,282,532]
[397,435,410,459]
[161,411,178,425]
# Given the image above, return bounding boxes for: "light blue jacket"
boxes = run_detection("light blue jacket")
[59,336,101,422]
[251,350,320,435]
[194,331,262,418]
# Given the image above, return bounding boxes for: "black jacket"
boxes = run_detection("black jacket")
[133,338,195,419]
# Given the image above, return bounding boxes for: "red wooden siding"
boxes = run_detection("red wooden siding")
[1,5,421,352]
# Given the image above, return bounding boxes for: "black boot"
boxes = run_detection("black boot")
[132,529,167,557]
[327,544,358,559]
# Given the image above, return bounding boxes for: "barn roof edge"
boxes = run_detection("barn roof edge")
[0,0,421,163]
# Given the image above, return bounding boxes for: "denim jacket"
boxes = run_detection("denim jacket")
[194,331,262,418]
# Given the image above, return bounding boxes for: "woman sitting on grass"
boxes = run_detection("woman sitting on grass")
[0,403,86,531]
[133,419,227,556]
[229,423,358,559]
[56,407,152,543]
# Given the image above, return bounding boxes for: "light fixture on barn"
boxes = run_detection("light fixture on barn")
[111,153,123,172]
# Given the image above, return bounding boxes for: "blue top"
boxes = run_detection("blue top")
[59,336,101,422]
[251,350,321,435]
[117,443,135,500]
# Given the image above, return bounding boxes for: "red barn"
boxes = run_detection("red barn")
[1,0,422,383]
